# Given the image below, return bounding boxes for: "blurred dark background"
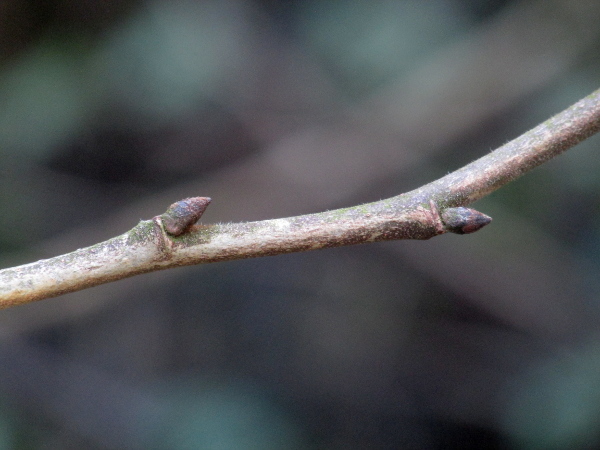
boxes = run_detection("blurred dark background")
[1,0,600,448]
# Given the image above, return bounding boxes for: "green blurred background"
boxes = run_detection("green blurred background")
[1,0,600,448]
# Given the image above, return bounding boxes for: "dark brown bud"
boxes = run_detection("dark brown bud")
[441,207,492,235]
[161,197,211,236]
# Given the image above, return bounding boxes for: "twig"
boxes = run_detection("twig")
[1,88,600,309]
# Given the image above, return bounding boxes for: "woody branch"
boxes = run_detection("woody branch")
[1,88,600,309]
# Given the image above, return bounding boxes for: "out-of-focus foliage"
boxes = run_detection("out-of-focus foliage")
[1,0,600,448]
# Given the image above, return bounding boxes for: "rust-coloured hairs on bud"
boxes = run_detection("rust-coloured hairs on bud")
[161,197,212,236]
[441,207,492,235]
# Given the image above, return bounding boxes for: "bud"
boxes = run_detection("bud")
[161,197,211,236]
[441,207,492,235]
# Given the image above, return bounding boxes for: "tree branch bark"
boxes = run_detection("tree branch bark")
[2,88,600,309]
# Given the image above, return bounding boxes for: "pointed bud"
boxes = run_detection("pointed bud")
[441,207,492,235]
[161,197,211,236]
